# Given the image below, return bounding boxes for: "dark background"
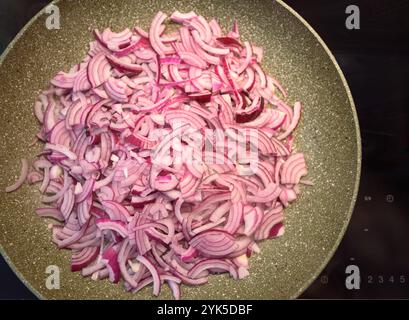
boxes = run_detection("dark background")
[0,0,409,299]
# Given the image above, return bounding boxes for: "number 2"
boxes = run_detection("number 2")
[201,305,207,315]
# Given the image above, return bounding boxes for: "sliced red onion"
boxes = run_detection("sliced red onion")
[10,11,309,301]
[191,30,230,56]
[209,19,222,37]
[243,207,263,236]
[170,10,198,24]
[87,53,112,88]
[190,230,237,258]
[178,52,207,69]
[43,100,57,133]
[101,245,121,283]
[188,259,238,279]
[100,200,131,222]
[45,143,77,160]
[277,101,302,140]
[188,91,212,103]
[223,201,243,234]
[35,207,64,221]
[114,37,150,57]
[149,12,174,57]
[235,96,265,123]
[51,71,77,89]
[254,205,284,241]
[236,41,253,74]
[216,37,242,48]
[75,179,95,203]
[154,173,179,192]
[136,255,161,296]
[96,218,128,238]
[166,279,181,300]
[55,217,90,248]
[247,182,281,203]
[104,77,132,102]
[71,246,99,272]
[5,159,29,192]
[106,54,143,73]
[280,153,308,185]
[193,16,213,43]
[73,67,92,92]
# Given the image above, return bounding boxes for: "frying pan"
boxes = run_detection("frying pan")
[0,0,361,299]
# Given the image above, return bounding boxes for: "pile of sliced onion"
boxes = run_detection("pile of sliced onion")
[5,11,310,299]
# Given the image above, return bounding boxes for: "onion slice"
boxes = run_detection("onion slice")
[5,159,29,193]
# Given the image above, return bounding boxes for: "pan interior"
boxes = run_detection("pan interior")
[0,0,360,299]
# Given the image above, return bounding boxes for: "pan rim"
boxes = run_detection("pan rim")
[0,0,361,300]
[276,0,362,299]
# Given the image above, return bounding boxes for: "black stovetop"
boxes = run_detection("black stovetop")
[1,0,408,299]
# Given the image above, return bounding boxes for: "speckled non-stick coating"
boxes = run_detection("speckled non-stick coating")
[0,0,361,299]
